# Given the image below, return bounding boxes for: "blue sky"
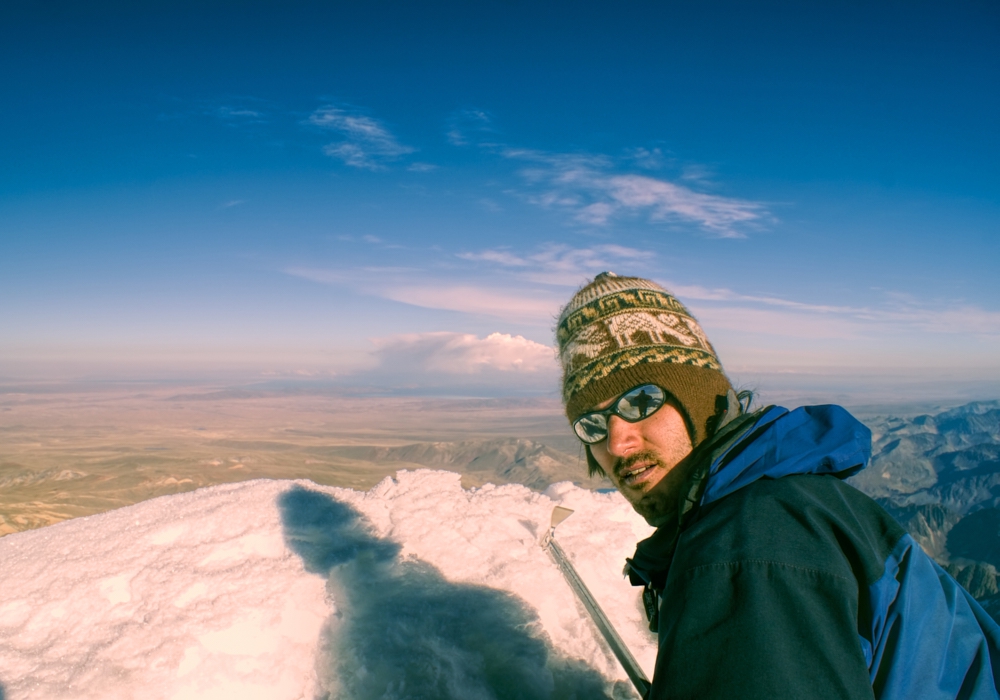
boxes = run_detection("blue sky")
[2,1,998,400]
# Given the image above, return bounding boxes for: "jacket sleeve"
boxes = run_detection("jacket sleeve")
[649,475,890,700]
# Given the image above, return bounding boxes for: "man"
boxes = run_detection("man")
[556,272,1000,699]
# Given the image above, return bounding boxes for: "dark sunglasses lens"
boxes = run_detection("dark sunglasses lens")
[573,413,608,443]
[616,385,666,421]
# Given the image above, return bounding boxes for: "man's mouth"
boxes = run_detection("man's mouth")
[616,454,661,487]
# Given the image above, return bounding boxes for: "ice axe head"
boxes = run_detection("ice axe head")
[550,506,574,530]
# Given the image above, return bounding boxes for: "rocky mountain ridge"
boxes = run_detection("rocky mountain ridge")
[844,401,1000,618]
[316,438,589,491]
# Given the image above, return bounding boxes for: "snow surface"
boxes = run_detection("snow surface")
[0,470,658,699]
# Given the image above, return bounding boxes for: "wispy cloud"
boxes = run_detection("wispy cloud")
[214,106,265,121]
[330,235,391,244]
[307,106,415,170]
[503,149,766,237]
[284,266,414,286]
[285,255,1000,351]
[285,243,648,322]
[624,147,667,170]
[458,243,650,287]
[370,332,557,375]
[667,281,1000,336]
[692,305,867,341]
[442,112,763,236]
[457,249,527,266]
[666,283,860,314]
[446,109,495,146]
[289,244,647,321]
[283,267,562,323]
[380,285,560,321]
[694,299,1000,378]
[206,99,270,126]
[668,281,1000,349]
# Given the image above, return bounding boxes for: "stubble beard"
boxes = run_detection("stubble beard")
[616,448,692,527]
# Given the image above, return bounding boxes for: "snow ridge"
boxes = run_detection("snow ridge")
[0,470,657,700]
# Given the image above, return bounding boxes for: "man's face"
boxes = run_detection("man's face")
[588,395,694,510]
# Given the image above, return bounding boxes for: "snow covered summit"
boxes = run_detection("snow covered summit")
[0,470,656,699]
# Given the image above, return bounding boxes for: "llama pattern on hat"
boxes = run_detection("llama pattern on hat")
[560,322,612,367]
[561,310,714,373]
[605,311,701,348]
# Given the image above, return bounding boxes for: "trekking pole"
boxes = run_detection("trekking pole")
[542,506,651,699]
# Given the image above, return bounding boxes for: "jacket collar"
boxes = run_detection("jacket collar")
[625,404,872,589]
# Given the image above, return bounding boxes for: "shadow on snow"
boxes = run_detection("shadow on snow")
[278,485,623,700]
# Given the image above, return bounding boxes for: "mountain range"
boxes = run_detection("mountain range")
[847,401,1000,616]
[317,438,588,491]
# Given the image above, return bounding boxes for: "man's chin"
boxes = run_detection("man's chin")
[630,462,699,527]
[631,494,674,527]
[627,451,699,527]
[621,472,673,526]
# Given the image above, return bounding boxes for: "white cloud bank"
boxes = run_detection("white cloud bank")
[371,332,558,376]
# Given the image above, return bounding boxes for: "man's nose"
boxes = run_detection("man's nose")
[606,415,642,458]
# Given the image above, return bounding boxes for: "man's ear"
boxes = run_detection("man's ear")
[585,445,607,479]
[707,388,742,436]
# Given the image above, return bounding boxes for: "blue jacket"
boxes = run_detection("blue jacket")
[627,405,1000,700]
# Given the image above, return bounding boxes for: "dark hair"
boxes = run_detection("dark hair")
[584,445,606,479]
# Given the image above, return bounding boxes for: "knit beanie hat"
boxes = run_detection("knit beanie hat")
[556,272,732,447]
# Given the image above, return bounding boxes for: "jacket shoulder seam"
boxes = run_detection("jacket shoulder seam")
[674,558,855,583]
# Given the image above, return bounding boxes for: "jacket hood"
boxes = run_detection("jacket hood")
[701,404,872,507]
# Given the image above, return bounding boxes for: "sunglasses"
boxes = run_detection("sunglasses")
[572,384,668,444]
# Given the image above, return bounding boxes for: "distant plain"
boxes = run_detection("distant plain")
[0,383,602,536]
